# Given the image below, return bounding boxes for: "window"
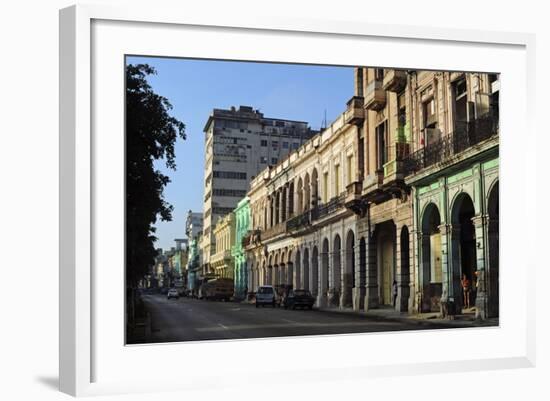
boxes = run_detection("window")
[261,140,268,146]
[271,158,278,165]
[272,140,278,149]
[213,189,247,198]
[376,121,388,170]
[260,156,268,164]
[282,141,289,149]
[275,121,285,127]
[347,155,354,185]
[292,143,299,150]
[375,68,384,80]
[334,164,340,195]
[213,171,247,179]
[323,172,329,202]
[423,98,437,127]
[453,78,468,130]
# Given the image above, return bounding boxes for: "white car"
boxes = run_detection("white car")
[167,288,179,299]
[255,285,280,308]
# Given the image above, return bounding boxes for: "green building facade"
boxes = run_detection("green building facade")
[232,197,251,299]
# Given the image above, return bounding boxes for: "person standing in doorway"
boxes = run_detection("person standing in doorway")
[461,274,471,309]
[392,280,398,308]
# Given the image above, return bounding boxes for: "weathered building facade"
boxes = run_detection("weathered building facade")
[240,68,499,319]
[211,213,235,279]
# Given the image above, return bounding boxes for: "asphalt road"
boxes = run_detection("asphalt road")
[127,294,488,344]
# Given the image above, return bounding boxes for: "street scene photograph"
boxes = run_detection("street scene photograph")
[125,57,500,345]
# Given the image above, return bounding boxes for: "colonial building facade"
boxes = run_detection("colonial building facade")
[240,68,499,319]
[211,213,235,279]
[232,197,251,299]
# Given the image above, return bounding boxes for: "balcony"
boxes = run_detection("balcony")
[345,180,362,201]
[404,114,498,174]
[364,80,386,111]
[311,193,347,221]
[242,229,261,248]
[344,96,365,125]
[382,69,407,92]
[383,142,411,179]
[262,223,286,241]
[286,210,311,232]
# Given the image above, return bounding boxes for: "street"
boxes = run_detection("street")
[127,293,494,344]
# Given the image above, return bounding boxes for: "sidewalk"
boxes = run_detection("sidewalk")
[316,305,498,328]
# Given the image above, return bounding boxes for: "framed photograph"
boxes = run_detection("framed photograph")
[59,4,536,397]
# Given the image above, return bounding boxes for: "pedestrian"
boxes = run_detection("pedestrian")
[461,274,471,309]
[392,279,398,308]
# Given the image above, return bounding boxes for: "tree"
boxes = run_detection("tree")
[126,64,185,288]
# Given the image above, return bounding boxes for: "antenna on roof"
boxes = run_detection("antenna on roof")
[321,109,327,130]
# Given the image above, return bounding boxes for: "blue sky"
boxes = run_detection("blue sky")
[126,56,354,251]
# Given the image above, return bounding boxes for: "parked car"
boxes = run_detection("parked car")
[282,289,315,310]
[167,288,179,299]
[255,285,280,308]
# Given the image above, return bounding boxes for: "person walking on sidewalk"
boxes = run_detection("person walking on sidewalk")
[392,280,398,308]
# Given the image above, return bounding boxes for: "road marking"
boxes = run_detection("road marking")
[282,318,296,323]
[196,321,400,332]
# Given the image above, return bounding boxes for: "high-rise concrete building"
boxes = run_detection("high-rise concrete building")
[201,105,316,274]
[185,210,203,240]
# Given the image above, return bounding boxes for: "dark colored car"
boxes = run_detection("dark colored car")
[282,289,315,310]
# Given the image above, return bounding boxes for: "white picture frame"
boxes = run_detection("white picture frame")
[59,3,536,397]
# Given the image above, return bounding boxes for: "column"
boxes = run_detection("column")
[472,215,488,319]
[438,223,454,316]
[339,247,351,309]
[353,237,366,311]
[449,224,463,313]
[364,233,379,310]
[317,250,328,308]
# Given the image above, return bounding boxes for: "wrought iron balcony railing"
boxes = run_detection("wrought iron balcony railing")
[311,192,347,221]
[404,114,498,174]
[286,210,311,232]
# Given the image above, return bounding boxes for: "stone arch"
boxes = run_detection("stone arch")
[311,168,319,208]
[303,247,310,291]
[297,177,304,213]
[294,248,302,289]
[450,192,476,311]
[312,245,319,297]
[304,172,311,211]
[320,238,330,307]
[420,203,442,312]
[374,221,396,306]
[398,225,410,311]
[343,229,355,308]
[331,234,342,306]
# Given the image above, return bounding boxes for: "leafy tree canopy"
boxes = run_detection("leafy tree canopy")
[126,63,186,287]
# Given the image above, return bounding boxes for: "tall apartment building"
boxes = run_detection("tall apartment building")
[185,210,203,240]
[201,105,316,274]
